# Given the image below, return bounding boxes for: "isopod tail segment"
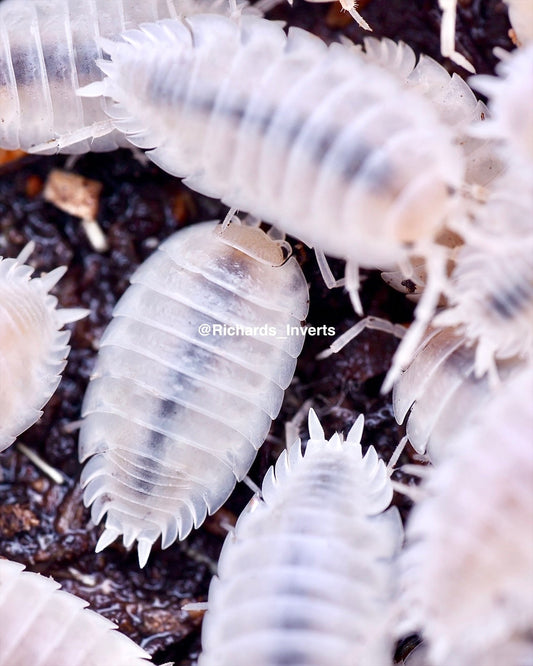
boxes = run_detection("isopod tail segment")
[79,218,309,568]
[0,243,89,453]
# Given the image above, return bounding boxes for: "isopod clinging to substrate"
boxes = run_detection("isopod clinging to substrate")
[198,409,403,666]
[0,244,87,453]
[0,559,154,666]
[79,219,309,567]
[86,13,465,273]
[0,0,253,154]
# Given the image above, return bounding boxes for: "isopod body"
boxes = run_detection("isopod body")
[0,559,153,665]
[0,246,86,452]
[392,326,523,460]
[79,220,309,567]
[91,14,464,269]
[398,366,533,666]
[198,410,403,666]
[0,0,246,154]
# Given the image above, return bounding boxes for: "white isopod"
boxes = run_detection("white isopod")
[398,365,533,666]
[0,558,154,665]
[392,326,523,461]
[198,409,403,666]
[86,13,465,271]
[431,224,533,382]
[0,0,249,154]
[79,219,309,567]
[0,244,87,453]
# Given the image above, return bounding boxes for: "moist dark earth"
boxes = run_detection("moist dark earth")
[0,0,513,663]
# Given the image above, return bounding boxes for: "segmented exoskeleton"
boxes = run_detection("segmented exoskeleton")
[398,366,533,666]
[198,409,403,666]
[392,326,523,460]
[0,0,247,154]
[86,14,464,271]
[0,559,153,665]
[79,220,309,567]
[0,244,87,452]
[355,36,503,187]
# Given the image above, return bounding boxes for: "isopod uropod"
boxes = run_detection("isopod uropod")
[79,219,309,567]
[198,409,403,666]
[0,559,153,665]
[0,245,87,453]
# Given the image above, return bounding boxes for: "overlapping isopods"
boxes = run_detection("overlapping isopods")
[0,0,530,662]
[0,558,154,666]
[398,366,533,666]
[0,245,87,452]
[392,326,523,460]
[198,409,403,666]
[0,0,247,154]
[86,13,464,270]
[79,219,309,567]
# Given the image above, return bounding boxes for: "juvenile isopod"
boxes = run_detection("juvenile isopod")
[79,219,309,567]
[0,244,87,452]
[86,13,465,273]
[0,0,251,154]
[198,409,403,666]
[398,365,533,666]
[0,558,154,665]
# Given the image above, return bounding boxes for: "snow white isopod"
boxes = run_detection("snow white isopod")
[198,409,403,666]
[79,219,309,567]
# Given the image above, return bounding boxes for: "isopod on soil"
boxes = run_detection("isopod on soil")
[85,13,465,273]
[198,409,403,666]
[79,219,309,567]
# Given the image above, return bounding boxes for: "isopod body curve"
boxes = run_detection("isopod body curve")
[0,247,87,452]
[198,409,403,666]
[91,13,465,269]
[0,558,153,665]
[79,220,309,567]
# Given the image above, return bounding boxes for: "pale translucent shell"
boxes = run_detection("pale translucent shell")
[0,0,242,154]
[79,221,309,566]
[0,254,84,452]
[0,559,152,666]
[198,411,403,666]
[392,327,523,460]
[399,366,533,666]
[92,14,464,268]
